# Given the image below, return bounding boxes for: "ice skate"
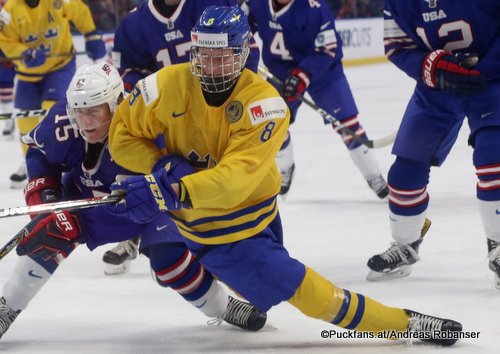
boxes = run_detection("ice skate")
[367,174,389,199]
[367,218,431,281]
[279,163,295,197]
[0,297,20,340]
[2,118,15,140]
[487,239,500,289]
[210,295,267,331]
[405,309,462,346]
[102,238,139,275]
[9,161,27,190]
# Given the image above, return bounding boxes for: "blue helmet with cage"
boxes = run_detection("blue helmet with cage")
[190,5,251,93]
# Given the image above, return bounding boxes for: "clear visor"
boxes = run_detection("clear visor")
[190,45,249,93]
[66,103,112,143]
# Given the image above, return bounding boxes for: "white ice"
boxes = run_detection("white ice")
[0,63,496,353]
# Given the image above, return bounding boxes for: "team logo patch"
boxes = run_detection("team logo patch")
[247,97,287,125]
[53,0,62,9]
[225,101,243,123]
[76,78,86,88]
[424,0,437,8]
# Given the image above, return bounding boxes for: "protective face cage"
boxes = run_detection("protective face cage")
[190,44,249,93]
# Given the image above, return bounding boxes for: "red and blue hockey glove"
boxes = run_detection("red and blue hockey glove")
[21,47,46,68]
[106,155,196,224]
[17,211,82,261]
[84,30,106,60]
[422,50,486,95]
[24,176,62,220]
[282,68,310,102]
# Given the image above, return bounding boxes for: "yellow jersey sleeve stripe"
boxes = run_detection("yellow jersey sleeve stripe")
[174,206,278,245]
[171,195,277,226]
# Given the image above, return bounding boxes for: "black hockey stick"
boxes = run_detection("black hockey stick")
[258,66,396,149]
[0,194,123,220]
[0,109,47,120]
[0,51,90,63]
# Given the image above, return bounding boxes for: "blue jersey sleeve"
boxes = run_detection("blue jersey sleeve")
[25,100,85,179]
[383,0,427,81]
[297,1,343,78]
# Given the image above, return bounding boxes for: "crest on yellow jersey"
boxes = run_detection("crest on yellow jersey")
[53,0,62,9]
[225,101,243,123]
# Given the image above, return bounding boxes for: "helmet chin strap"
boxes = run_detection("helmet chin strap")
[25,0,40,8]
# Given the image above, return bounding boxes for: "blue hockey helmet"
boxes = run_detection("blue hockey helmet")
[190,5,251,93]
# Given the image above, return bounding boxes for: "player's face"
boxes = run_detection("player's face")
[73,103,112,143]
[198,47,240,78]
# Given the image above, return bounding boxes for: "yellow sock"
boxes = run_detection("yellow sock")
[16,100,55,155]
[288,267,409,333]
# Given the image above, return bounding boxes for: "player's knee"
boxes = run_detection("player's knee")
[473,128,500,166]
[388,157,430,188]
[288,267,344,321]
[473,128,500,201]
[149,243,212,299]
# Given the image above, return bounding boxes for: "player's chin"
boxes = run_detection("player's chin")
[83,129,102,144]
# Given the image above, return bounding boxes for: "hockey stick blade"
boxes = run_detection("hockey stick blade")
[0,109,47,120]
[0,194,123,219]
[257,66,396,149]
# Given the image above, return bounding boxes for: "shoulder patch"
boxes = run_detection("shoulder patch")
[225,101,243,123]
[247,97,287,126]
[139,72,159,107]
[0,9,11,25]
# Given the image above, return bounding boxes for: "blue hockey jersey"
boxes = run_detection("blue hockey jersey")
[112,0,259,89]
[23,100,181,251]
[384,0,500,83]
[244,0,342,81]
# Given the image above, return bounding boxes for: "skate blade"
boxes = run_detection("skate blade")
[494,273,500,290]
[366,265,412,281]
[10,179,27,190]
[104,261,131,276]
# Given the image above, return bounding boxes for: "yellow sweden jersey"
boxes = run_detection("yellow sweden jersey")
[0,0,96,81]
[109,63,289,245]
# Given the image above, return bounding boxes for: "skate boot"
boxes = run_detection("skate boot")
[215,295,267,331]
[487,238,500,289]
[9,161,27,190]
[2,118,15,140]
[405,309,462,346]
[103,238,139,275]
[279,163,295,197]
[367,174,389,199]
[0,297,21,340]
[367,218,431,281]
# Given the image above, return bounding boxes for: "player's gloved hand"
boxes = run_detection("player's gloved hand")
[122,69,150,93]
[24,176,62,220]
[106,155,196,224]
[17,211,82,261]
[21,47,46,68]
[421,50,486,95]
[282,68,310,102]
[84,30,106,60]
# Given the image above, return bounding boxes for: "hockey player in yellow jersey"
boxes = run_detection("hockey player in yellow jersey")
[106,5,462,346]
[0,0,106,188]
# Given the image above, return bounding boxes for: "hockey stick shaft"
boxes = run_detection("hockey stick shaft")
[0,194,123,220]
[0,109,47,120]
[258,66,396,149]
[0,51,90,62]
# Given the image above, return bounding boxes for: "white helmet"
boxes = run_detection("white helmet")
[66,62,124,115]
